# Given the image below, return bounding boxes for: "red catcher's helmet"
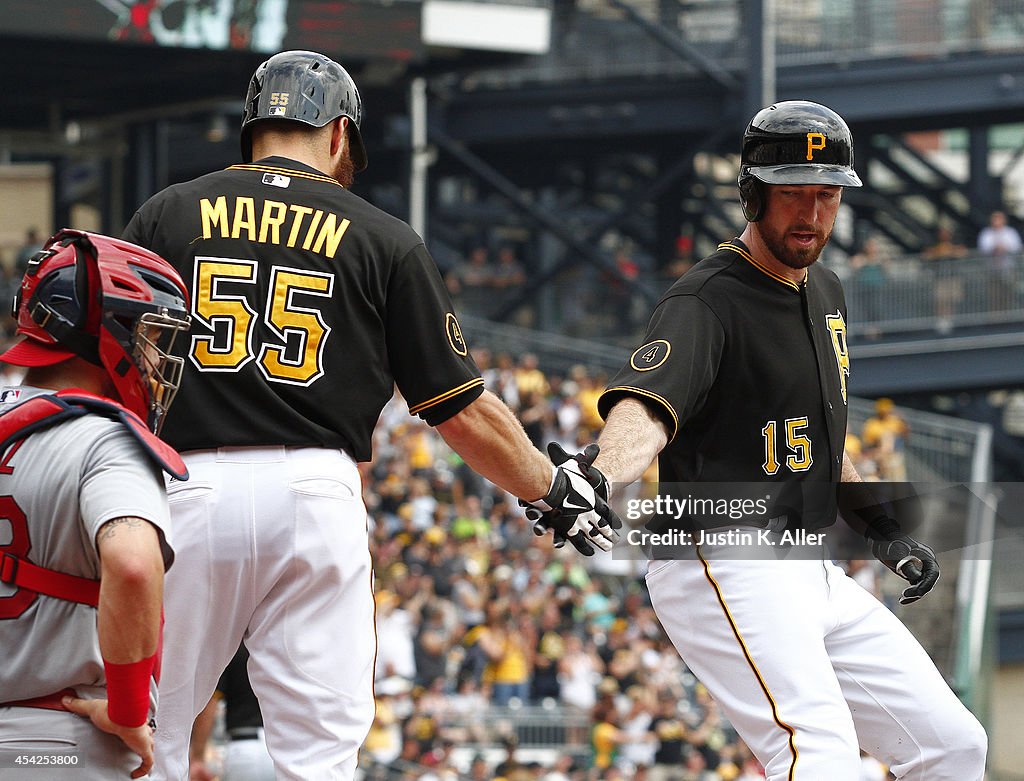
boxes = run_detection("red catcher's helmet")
[0,229,191,435]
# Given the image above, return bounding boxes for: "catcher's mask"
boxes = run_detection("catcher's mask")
[1,229,191,436]
[240,49,367,171]
[738,100,862,222]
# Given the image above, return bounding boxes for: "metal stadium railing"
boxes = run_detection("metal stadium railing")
[459,312,630,372]
[354,706,592,778]
[436,703,593,751]
[454,251,1024,345]
[847,398,995,716]
[458,0,1024,87]
[842,252,1024,336]
[848,397,989,483]
[358,758,475,780]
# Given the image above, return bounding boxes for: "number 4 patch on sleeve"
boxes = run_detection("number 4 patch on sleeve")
[445,313,468,356]
[630,340,671,371]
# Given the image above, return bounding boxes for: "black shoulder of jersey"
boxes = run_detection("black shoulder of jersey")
[807,260,843,289]
[659,243,741,301]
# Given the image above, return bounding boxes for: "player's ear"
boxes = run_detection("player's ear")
[329,117,348,157]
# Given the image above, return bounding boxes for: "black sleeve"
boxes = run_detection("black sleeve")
[386,244,484,426]
[121,208,150,247]
[837,480,902,542]
[598,294,724,441]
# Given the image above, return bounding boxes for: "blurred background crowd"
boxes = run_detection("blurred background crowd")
[431,211,1024,348]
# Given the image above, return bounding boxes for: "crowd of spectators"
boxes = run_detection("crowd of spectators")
[442,212,1024,346]
[838,209,1024,337]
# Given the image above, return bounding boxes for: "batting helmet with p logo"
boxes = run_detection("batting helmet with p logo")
[737,100,862,222]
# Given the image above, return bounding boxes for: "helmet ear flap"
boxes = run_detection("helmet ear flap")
[21,232,102,365]
[738,173,764,222]
[70,238,97,332]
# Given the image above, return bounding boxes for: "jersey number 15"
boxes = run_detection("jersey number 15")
[761,417,813,475]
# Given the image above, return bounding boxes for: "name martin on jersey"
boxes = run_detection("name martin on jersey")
[199,196,351,259]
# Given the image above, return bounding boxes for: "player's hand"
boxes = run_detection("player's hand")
[62,696,154,779]
[190,759,217,781]
[871,534,940,605]
[521,443,622,556]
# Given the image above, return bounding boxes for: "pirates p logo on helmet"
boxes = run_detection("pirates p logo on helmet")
[738,100,862,222]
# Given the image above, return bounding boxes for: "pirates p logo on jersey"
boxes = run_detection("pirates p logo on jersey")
[630,339,671,372]
[825,311,849,403]
[445,313,468,356]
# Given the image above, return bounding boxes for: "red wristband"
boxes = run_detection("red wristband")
[104,653,156,728]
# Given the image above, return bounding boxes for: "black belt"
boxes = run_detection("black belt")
[228,727,262,741]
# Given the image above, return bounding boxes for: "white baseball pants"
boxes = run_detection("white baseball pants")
[151,446,375,781]
[646,554,987,780]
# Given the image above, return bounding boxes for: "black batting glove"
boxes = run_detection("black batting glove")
[871,533,940,605]
[521,443,622,556]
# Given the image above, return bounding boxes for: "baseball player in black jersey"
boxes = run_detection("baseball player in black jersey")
[122,50,619,781]
[533,102,987,780]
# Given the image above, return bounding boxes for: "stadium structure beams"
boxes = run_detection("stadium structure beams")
[425,45,1024,284]
[420,3,753,321]
[855,142,969,251]
[604,0,741,93]
[885,134,989,227]
[430,126,658,311]
[784,53,1024,130]
[487,129,731,321]
[7,12,1024,296]
[435,52,1024,146]
[852,330,1024,396]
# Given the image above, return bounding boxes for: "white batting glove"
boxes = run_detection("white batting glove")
[521,443,622,556]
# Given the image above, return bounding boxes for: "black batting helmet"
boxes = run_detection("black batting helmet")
[240,50,367,171]
[738,100,862,222]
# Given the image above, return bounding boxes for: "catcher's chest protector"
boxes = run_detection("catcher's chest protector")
[0,389,187,608]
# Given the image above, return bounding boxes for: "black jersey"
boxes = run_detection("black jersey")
[599,239,850,491]
[124,157,483,459]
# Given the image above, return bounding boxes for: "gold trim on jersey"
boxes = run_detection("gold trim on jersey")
[719,241,804,292]
[698,549,800,779]
[228,163,344,188]
[368,525,379,738]
[408,378,485,416]
[603,385,679,441]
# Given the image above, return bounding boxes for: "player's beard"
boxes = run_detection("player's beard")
[333,144,356,188]
[759,221,833,270]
